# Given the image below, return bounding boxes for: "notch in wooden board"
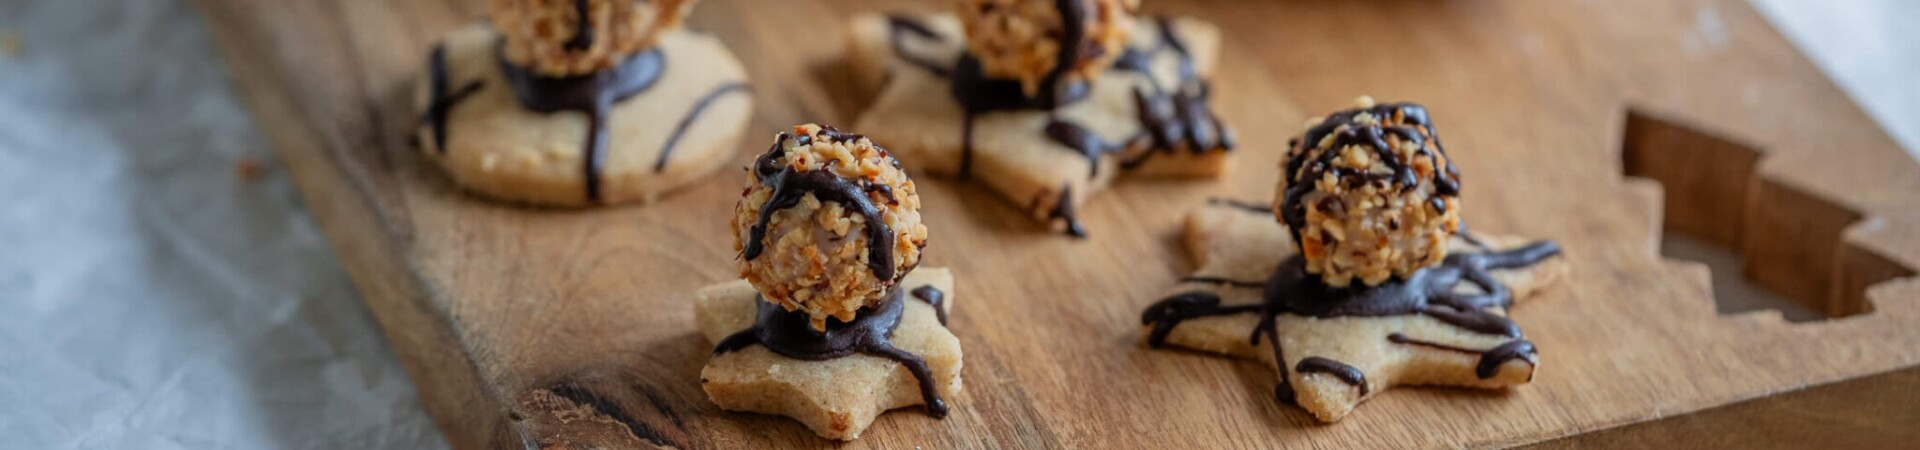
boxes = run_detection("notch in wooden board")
[1620,109,1916,320]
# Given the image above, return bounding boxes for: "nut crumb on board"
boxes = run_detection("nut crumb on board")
[234,156,269,182]
[1,29,22,58]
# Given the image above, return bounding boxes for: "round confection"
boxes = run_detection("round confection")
[1274,97,1463,287]
[491,0,695,77]
[732,124,930,330]
[956,0,1137,96]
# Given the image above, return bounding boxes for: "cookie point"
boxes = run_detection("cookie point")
[957,0,1138,95]
[1276,99,1462,287]
[733,124,928,329]
[491,0,696,77]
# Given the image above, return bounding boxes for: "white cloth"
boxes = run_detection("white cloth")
[0,0,444,448]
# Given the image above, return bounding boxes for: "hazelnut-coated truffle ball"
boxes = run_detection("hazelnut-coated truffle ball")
[733,124,930,330]
[491,0,695,77]
[957,0,1138,97]
[1275,97,1463,287]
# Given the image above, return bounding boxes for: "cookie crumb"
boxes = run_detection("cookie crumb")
[1,29,21,58]
[234,156,269,182]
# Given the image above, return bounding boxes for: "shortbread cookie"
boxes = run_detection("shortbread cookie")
[849,9,1233,237]
[732,125,930,329]
[415,22,751,206]
[700,269,961,441]
[1140,202,1566,422]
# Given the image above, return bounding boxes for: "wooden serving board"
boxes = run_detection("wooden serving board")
[190,0,1920,448]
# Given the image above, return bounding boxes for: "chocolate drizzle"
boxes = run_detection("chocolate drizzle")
[1044,119,1128,177]
[712,289,948,418]
[564,0,594,51]
[1279,103,1460,242]
[1295,357,1368,395]
[741,131,900,282]
[1206,197,1273,214]
[1179,276,1266,289]
[886,16,952,77]
[911,285,949,326]
[1387,333,1538,379]
[1113,17,1233,168]
[1043,185,1087,237]
[422,45,484,153]
[497,45,665,201]
[1141,236,1560,403]
[654,82,750,172]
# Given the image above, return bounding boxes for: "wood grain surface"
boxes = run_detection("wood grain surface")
[188,0,1920,448]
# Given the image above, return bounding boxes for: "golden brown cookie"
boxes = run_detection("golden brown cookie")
[1141,202,1565,422]
[849,10,1234,237]
[697,269,961,441]
[416,6,750,206]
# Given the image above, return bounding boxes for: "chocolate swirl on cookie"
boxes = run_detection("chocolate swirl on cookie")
[497,46,665,202]
[1142,227,1558,403]
[712,288,951,418]
[421,46,485,153]
[884,8,1231,237]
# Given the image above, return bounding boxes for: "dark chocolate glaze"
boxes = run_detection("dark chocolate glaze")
[711,289,948,418]
[1478,340,1538,379]
[1180,276,1265,289]
[1386,333,1538,380]
[564,0,594,51]
[1115,17,1234,169]
[1141,231,1560,403]
[654,82,750,172]
[741,130,901,282]
[1295,357,1368,395]
[1256,242,1559,318]
[1045,119,1129,178]
[886,16,953,77]
[497,45,665,201]
[422,45,485,153]
[1207,198,1273,214]
[911,285,948,326]
[1045,185,1087,237]
[1138,291,1257,346]
[1279,102,1460,243]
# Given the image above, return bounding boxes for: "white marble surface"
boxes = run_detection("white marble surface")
[0,0,1911,448]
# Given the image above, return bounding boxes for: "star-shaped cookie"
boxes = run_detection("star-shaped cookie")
[696,268,961,440]
[1140,201,1567,422]
[848,13,1234,236]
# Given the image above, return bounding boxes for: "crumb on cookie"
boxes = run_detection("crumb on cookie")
[957,0,1138,96]
[490,0,694,77]
[1275,96,1462,287]
[733,124,930,330]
